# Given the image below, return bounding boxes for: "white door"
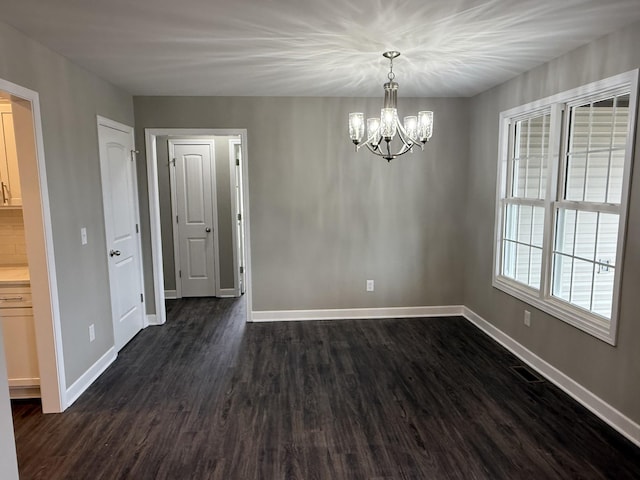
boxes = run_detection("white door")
[232,141,246,295]
[97,118,145,351]
[169,139,218,297]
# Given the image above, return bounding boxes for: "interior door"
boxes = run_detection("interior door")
[170,140,217,297]
[233,141,246,294]
[97,118,145,351]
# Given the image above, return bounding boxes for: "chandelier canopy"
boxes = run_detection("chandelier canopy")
[348,51,433,161]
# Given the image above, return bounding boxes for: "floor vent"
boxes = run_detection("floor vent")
[510,365,545,383]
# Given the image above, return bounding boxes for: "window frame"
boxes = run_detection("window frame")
[492,70,639,345]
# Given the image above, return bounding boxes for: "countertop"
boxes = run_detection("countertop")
[0,266,30,286]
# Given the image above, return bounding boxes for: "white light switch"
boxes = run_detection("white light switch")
[81,227,88,245]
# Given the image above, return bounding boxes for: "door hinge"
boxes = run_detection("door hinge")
[176,215,179,224]
[237,213,242,221]
[171,158,176,166]
[236,158,240,166]
[135,223,139,234]
[179,270,182,278]
[239,266,244,274]
[140,293,144,302]
[131,150,139,161]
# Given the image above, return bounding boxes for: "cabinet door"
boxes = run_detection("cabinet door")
[0,104,21,206]
[0,308,39,386]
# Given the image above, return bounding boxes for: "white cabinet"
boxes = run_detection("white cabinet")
[0,285,39,398]
[0,103,22,207]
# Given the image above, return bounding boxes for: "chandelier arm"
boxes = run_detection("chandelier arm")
[395,119,423,149]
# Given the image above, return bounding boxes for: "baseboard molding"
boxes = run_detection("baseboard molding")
[251,305,465,322]
[164,290,177,299]
[8,378,40,399]
[462,306,640,448]
[65,347,117,408]
[218,288,239,298]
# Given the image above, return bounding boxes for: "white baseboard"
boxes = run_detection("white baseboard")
[462,306,640,448]
[218,288,239,298]
[65,347,117,408]
[251,305,465,322]
[164,289,177,299]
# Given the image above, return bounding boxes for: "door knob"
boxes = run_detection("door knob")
[109,249,121,257]
[205,227,211,233]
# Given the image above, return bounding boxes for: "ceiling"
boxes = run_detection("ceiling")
[1,0,640,97]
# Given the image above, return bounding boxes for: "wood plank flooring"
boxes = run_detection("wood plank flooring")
[11,297,640,479]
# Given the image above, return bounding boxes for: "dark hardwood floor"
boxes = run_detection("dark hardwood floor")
[11,297,640,479]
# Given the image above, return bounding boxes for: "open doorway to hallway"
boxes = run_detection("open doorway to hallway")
[144,129,252,326]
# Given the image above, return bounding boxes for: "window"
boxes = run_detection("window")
[493,70,638,344]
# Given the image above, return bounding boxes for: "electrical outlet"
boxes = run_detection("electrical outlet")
[366,279,374,292]
[524,310,531,327]
[81,227,88,245]
[89,324,95,342]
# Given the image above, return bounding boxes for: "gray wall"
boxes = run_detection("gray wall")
[134,96,470,311]
[0,21,134,385]
[464,21,640,423]
[157,135,236,291]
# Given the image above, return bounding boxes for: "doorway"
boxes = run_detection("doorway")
[0,79,65,414]
[144,129,252,325]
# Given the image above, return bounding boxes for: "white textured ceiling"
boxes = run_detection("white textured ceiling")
[1,0,640,97]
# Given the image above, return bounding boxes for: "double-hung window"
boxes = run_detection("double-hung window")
[493,70,638,344]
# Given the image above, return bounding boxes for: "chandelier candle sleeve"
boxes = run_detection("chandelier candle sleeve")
[348,51,434,161]
[367,117,380,142]
[349,112,364,143]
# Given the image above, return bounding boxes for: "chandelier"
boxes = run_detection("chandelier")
[348,51,434,161]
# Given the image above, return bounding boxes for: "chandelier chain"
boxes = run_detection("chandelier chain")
[388,56,395,81]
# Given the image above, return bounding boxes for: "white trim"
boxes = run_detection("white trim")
[492,69,639,345]
[144,129,253,324]
[65,347,117,408]
[462,306,640,448]
[251,305,464,322]
[164,290,178,300]
[218,288,239,298]
[145,133,167,323]
[145,314,159,326]
[0,77,66,412]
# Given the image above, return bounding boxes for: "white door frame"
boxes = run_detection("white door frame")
[144,129,253,325]
[0,78,65,412]
[97,116,147,347]
[168,138,221,298]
